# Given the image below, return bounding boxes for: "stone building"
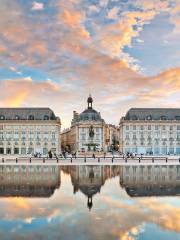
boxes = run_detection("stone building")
[105,124,120,151]
[61,95,108,152]
[119,108,180,155]
[0,108,61,155]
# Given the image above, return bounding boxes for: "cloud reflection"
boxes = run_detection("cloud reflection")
[0,165,179,239]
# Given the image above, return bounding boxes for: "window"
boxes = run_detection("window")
[133,134,136,140]
[52,132,56,139]
[125,133,129,140]
[44,115,49,120]
[170,126,173,131]
[146,115,152,120]
[175,116,180,121]
[14,148,19,154]
[96,128,100,133]
[133,125,136,130]
[126,126,129,130]
[43,148,48,155]
[28,115,34,120]
[155,125,159,130]
[140,125,144,130]
[44,131,48,140]
[160,116,167,120]
[148,125,151,130]
[131,115,137,120]
[36,131,41,140]
[81,134,86,140]
[0,115,5,120]
[0,132,3,140]
[21,148,26,154]
[22,131,26,141]
[96,134,100,140]
[15,115,20,120]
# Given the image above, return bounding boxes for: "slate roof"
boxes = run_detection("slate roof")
[79,108,103,121]
[124,108,180,121]
[72,108,104,124]
[0,108,58,120]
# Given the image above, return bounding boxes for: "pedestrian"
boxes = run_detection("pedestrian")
[92,153,95,159]
[48,150,52,159]
[103,152,106,159]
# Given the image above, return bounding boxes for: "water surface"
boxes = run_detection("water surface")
[0,165,179,240]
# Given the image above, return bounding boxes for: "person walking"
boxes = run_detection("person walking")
[48,150,52,159]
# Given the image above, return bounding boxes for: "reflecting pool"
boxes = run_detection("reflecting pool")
[0,165,179,240]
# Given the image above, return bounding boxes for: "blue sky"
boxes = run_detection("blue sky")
[0,0,180,127]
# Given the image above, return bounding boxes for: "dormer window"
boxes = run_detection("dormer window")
[160,116,167,120]
[28,115,34,120]
[146,115,152,120]
[131,115,138,120]
[0,115,5,120]
[175,116,180,121]
[44,115,49,120]
[15,115,20,120]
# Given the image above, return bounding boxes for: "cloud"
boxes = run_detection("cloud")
[106,7,119,20]
[31,1,44,11]
[93,10,156,59]
[0,0,179,127]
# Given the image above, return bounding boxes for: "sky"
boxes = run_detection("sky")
[0,0,180,128]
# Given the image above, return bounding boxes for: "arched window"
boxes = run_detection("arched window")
[44,115,49,120]
[146,115,152,120]
[0,115,5,120]
[28,115,34,120]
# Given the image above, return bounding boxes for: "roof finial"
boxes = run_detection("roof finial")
[87,94,93,109]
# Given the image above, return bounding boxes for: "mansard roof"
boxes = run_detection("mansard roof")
[124,108,180,121]
[0,108,58,121]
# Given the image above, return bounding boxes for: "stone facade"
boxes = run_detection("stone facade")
[0,108,61,155]
[61,96,108,152]
[119,108,180,155]
[106,124,120,151]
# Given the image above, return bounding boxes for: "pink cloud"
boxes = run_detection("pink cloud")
[31,1,44,11]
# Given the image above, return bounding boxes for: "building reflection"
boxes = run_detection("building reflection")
[62,165,180,208]
[62,166,120,210]
[0,165,61,197]
[120,165,180,197]
[0,164,179,203]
